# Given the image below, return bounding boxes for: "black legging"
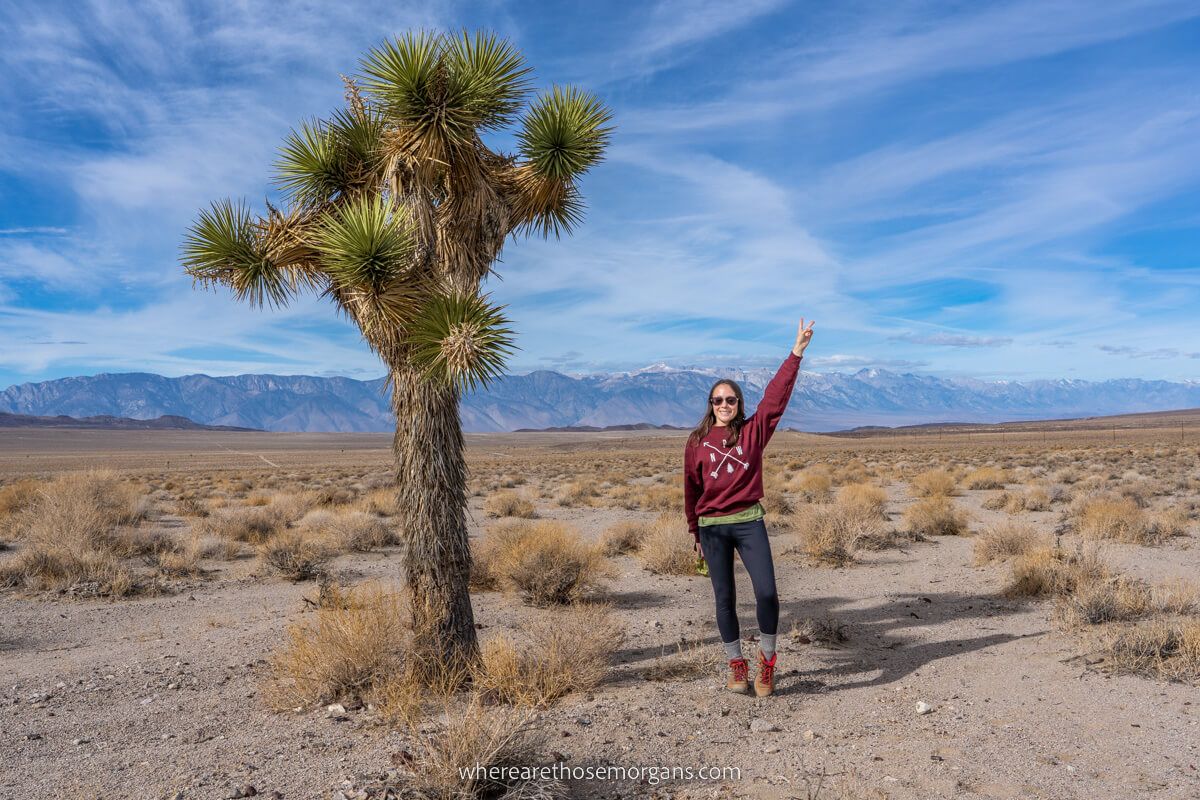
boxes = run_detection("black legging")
[698,518,779,643]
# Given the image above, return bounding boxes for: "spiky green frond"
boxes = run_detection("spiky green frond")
[442,30,532,131]
[360,31,531,148]
[329,107,387,180]
[517,85,613,180]
[275,110,387,205]
[182,199,293,307]
[407,292,516,392]
[313,195,416,294]
[275,120,343,206]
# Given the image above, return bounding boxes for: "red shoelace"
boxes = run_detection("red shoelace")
[758,653,776,686]
[729,658,749,682]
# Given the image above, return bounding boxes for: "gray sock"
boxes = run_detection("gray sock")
[723,639,743,661]
[759,633,777,658]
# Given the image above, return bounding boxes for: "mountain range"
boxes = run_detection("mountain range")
[2,367,1198,433]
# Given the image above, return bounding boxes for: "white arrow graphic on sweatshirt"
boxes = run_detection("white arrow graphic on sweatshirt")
[703,441,749,479]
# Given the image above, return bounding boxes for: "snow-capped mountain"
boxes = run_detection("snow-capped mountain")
[2,368,1198,433]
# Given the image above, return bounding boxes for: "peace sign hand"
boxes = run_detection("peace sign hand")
[793,317,815,356]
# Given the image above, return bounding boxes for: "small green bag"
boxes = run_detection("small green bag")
[695,555,709,577]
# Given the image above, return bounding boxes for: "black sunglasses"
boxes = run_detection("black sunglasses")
[710,395,738,407]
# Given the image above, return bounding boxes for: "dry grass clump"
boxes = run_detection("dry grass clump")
[790,469,833,503]
[1073,494,1146,541]
[257,531,337,581]
[761,486,794,517]
[903,496,968,537]
[909,469,959,497]
[0,479,42,520]
[964,467,1008,490]
[555,480,600,507]
[0,471,152,596]
[787,500,886,566]
[355,488,399,517]
[1004,545,1111,598]
[635,514,696,575]
[1101,619,1200,681]
[264,582,409,710]
[483,491,537,519]
[973,522,1041,565]
[473,604,622,707]
[634,484,684,512]
[402,701,563,800]
[836,483,888,520]
[599,520,647,556]
[202,505,290,544]
[174,495,210,518]
[301,510,399,552]
[473,521,608,605]
[640,640,720,681]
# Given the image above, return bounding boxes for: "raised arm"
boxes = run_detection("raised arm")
[749,317,814,441]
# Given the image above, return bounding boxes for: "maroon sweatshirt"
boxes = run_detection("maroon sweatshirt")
[683,353,802,539]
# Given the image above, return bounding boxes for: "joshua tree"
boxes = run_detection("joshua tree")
[182,31,612,671]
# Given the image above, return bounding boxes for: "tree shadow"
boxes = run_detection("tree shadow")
[774,592,1042,693]
[604,589,1039,693]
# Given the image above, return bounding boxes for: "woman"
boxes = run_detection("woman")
[683,317,814,697]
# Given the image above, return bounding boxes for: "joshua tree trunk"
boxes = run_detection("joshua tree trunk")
[391,362,478,669]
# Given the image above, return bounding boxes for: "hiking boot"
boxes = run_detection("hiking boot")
[726,657,750,694]
[754,650,777,697]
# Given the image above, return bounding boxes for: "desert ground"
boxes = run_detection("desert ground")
[1,421,1198,800]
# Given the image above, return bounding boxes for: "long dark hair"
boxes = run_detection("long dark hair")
[687,379,746,447]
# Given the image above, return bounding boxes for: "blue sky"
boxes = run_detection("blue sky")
[1,0,1198,388]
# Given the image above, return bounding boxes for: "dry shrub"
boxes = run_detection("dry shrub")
[314,485,355,507]
[635,514,695,575]
[837,483,888,520]
[257,531,337,581]
[356,488,398,517]
[982,491,1016,511]
[310,511,399,552]
[403,701,562,800]
[0,479,42,519]
[264,583,408,709]
[473,604,622,706]
[903,496,967,537]
[143,534,207,578]
[636,484,683,512]
[788,500,886,566]
[555,480,599,507]
[0,471,151,596]
[243,492,272,507]
[973,522,1041,565]
[599,520,646,556]
[964,467,1008,490]
[474,521,607,605]
[483,491,537,519]
[1146,508,1191,541]
[1075,494,1147,544]
[909,469,959,497]
[207,506,286,543]
[1101,619,1200,681]
[791,469,832,503]
[174,495,209,518]
[1004,546,1111,598]
[640,640,719,681]
[760,486,794,517]
[1057,575,1152,627]
[1023,486,1052,511]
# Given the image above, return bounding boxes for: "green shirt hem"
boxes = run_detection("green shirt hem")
[698,502,765,527]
